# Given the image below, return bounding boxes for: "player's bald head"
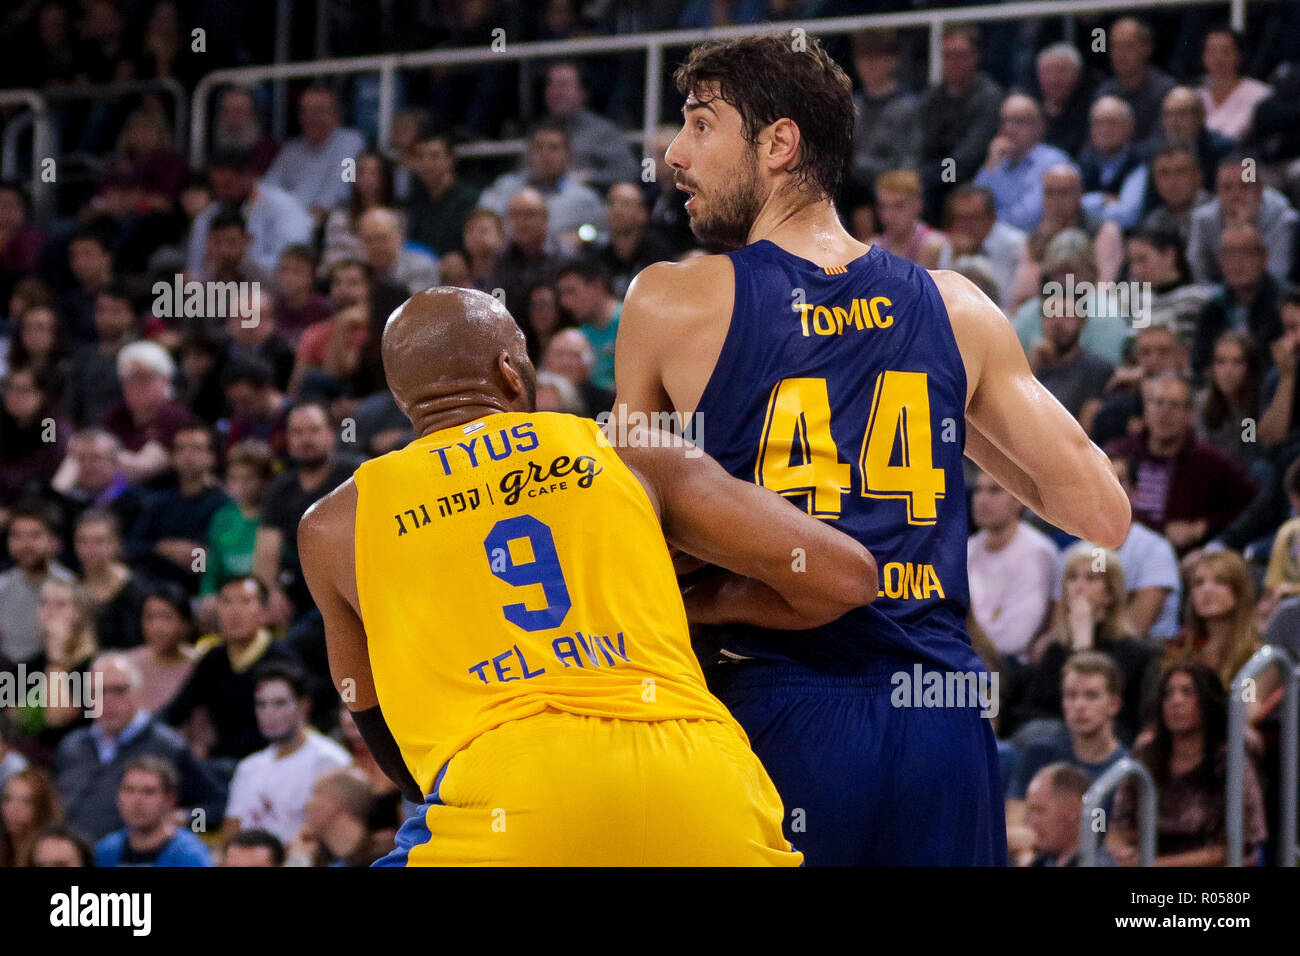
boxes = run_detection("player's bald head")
[382,287,536,434]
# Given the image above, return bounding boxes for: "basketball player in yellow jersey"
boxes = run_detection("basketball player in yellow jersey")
[298,286,878,866]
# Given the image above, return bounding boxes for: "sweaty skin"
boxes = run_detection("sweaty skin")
[615,85,1131,561]
[298,287,878,782]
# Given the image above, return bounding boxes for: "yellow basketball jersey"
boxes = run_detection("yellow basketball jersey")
[352,411,743,794]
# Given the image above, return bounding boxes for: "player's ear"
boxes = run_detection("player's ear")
[764,117,801,174]
[497,350,526,405]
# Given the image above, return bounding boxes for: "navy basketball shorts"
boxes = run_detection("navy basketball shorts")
[707,655,1008,866]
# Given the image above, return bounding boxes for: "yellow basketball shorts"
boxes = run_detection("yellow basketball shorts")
[374,708,803,866]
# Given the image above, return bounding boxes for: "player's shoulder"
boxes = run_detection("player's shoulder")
[298,475,358,546]
[623,255,734,315]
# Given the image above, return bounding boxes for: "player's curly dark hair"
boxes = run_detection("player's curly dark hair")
[673,32,855,203]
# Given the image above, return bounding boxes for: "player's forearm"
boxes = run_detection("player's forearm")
[682,573,848,630]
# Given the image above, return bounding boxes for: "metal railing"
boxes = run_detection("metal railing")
[189,0,1265,171]
[0,91,53,221]
[1078,756,1157,866]
[1228,644,1298,867]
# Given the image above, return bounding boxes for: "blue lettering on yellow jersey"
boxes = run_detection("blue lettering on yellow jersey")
[693,239,982,674]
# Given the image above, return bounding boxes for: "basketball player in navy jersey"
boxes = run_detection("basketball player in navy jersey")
[614,34,1131,865]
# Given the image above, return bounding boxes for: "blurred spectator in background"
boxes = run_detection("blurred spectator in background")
[253,403,358,621]
[967,470,1058,660]
[974,94,1071,233]
[869,170,951,270]
[322,151,396,270]
[264,86,366,220]
[19,579,99,755]
[221,360,288,456]
[1142,145,1211,245]
[0,502,73,664]
[1198,27,1272,142]
[1094,18,1176,143]
[286,769,386,867]
[1192,224,1286,376]
[540,60,641,194]
[59,227,116,346]
[541,328,611,417]
[162,576,301,764]
[1105,373,1256,550]
[1125,227,1213,335]
[220,827,284,867]
[1110,661,1265,866]
[1022,763,1106,866]
[56,653,223,842]
[1196,330,1264,476]
[187,149,313,278]
[944,185,1025,309]
[848,30,920,192]
[1009,167,1123,314]
[1187,156,1297,286]
[1003,545,1157,746]
[555,259,619,395]
[1155,88,1233,194]
[596,182,675,299]
[99,342,187,484]
[1086,454,1183,640]
[521,281,568,362]
[407,132,481,257]
[27,824,94,867]
[1036,43,1094,158]
[94,756,212,866]
[1007,654,1130,828]
[1078,97,1149,230]
[1028,266,1116,432]
[479,122,607,253]
[51,429,129,520]
[74,510,143,651]
[0,768,60,867]
[920,26,1002,221]
[4,303,67,385]
[199,440,275,622]
[1166,549,1270,704]
[225,291,294,394]
[1252,293,1300,449]
[124,584,199,714]
[195,207,268,286]
[357,208,439,295]
[222,663,351,847]
[0,367,66,505]
[648,124,695,254]
[123,423,228,592]
[273,246,332,346]
[1092,323,1189,447]
[213,87,279,176]
[535,370,585,415]
[0,182,45,309]
[490,188,561,319]
[456,208,506,294]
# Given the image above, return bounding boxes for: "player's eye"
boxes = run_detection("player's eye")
[696,120,707,132]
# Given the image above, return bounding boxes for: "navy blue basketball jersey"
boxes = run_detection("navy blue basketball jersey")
[693,239,983,675]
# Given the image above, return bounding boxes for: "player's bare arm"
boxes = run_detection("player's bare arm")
[299,479,422,803]
[615,427,877,629]
[935,269,1131,550]
[614,256,735,420]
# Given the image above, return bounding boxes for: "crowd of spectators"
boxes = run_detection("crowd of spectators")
[2,1,1300,866]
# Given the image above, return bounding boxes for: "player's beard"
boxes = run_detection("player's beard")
[687,146,764,252]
